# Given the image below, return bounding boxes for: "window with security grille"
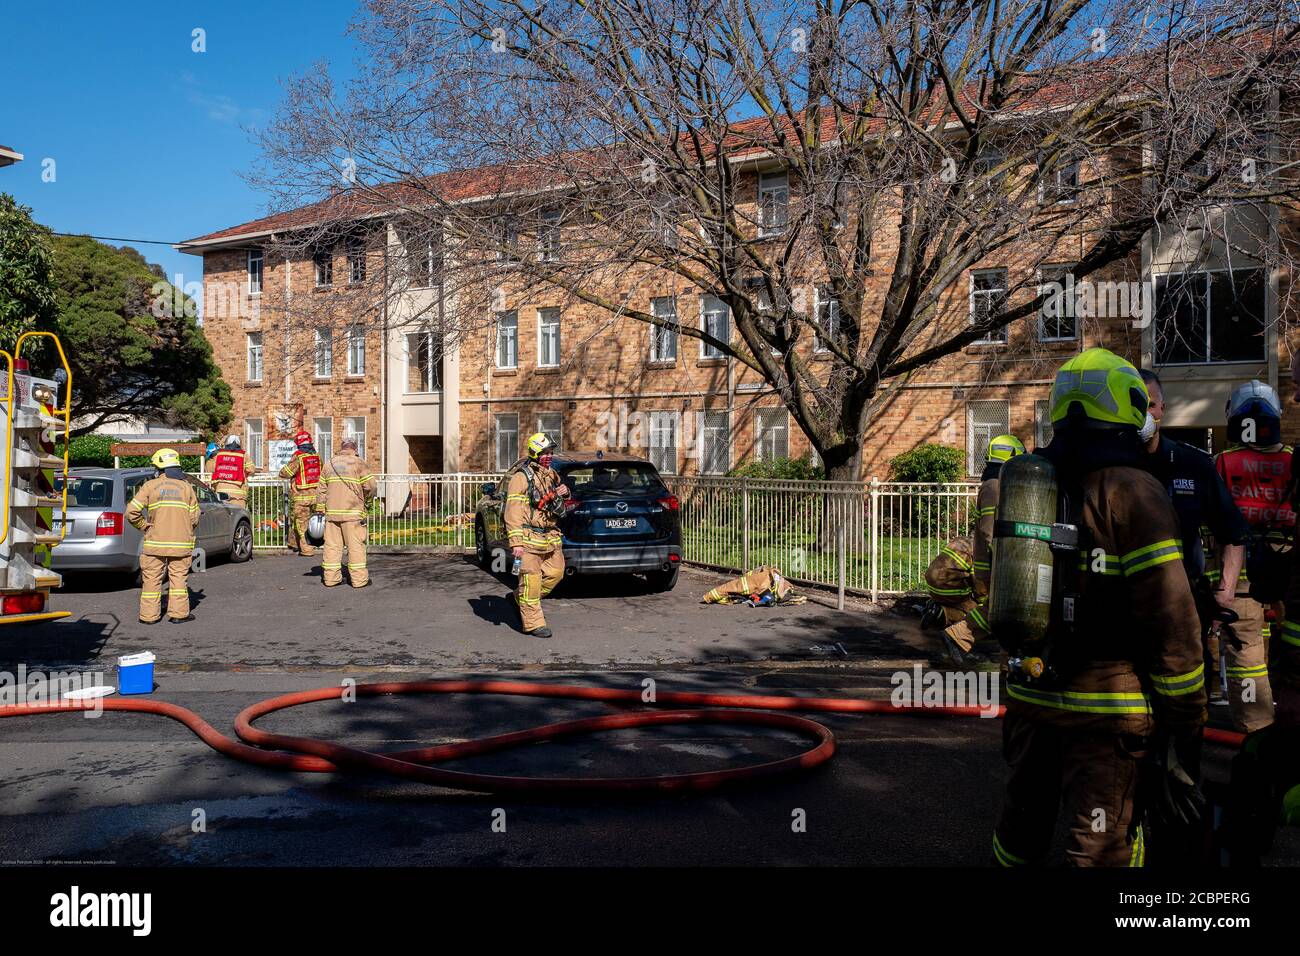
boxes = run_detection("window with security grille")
[537,411,563,451]
[967,400,1010,476]
[970,269,1008,344]
[648,410,678,474]
[755,407,789,461]
[495,414,519,470]
[1035,399,1054,449]
[700,410,730,474]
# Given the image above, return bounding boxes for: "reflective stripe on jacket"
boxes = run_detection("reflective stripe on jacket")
[315,453,376,523]
[504,465,563,552]
[925,536,976,597]
[125,475,200,557]
[973,477,999,594]
[280,452,322,499]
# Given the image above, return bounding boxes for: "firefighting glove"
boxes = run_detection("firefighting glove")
[1148,729,1206,832]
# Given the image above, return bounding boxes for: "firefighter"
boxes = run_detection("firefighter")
[125,448,201,625]
[280,430,322,556]
[992,348,1205,867]
[314,437,376,588]
[505,432,570,638]
[210,434,257,510]
[1214,380,1293,734]
[923,536,989,666]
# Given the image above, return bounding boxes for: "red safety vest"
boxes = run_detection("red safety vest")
[292,452,322,490]
[1216,445,1296,530]
[211,451,249,484]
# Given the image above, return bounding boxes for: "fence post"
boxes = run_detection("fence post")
[836,518,846,611]
[869,477,880,603]
[455,474,463,549]
[741,477,750,571]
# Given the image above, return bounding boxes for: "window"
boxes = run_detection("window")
[246,332,263,382]
[496,311,518,369]
[538,308,561,367]
[496,218,520,264]
[402,226,441,288]
[700,296,729,359]
[970,269,1008,344]
[347,327,365,377]
[537,411,563,451]
[344,417,366,458]
[495,413,519,470]
[1154,268,1266,365]
[313,248,333,288]
[315,328,333,378]
[651,202,680,249]
[650,297,678,362]
[648,411,678,474]
[758,171,789,238]
[1035,399,1054,449]
[539,209,561,262]
[405,331,441,392]
[314,417,333,461]
[1040,156,1080,203]
[814,287,841,352]
[347,238,366,284]
[245,418,264,468]
[755,407,789,461]
[700,410,730,474]
[967,400,1010,476]
[1037,264,1078,342]
[247,249,263,295]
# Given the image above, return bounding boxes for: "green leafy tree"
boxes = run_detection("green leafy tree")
[0,193,57,341]
[48,236,232,436]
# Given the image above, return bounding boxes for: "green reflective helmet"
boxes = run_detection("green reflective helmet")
[1049,348,1149,430]
[987,434,1026,463]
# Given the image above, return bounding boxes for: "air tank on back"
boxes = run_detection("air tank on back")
[988,453,1059,650]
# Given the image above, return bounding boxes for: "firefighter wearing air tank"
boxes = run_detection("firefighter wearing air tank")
[991,349,1205,867]
[280,430,322,556]
[505,433,570,639]
[315,438,377,588]
[210,434,257,509]
[1212,381,1292,734]
[126,448,201,625]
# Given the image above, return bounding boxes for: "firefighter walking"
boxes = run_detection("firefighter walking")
[315,437,376,588]
[126,448,201,624]
[280,430,322,556]
[210,434,257,509]
[992,349,1205,867]
[505,432,569,639]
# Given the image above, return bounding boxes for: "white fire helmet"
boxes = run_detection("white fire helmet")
[1226,380,1281,421]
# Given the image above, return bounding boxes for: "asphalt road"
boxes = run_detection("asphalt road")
[0,554,1293,866]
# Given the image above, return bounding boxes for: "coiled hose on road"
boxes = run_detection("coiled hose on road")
[0,679,1246,794]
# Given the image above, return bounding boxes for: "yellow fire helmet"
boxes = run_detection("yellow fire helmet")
[1049,347,1148,431]
[987,434,1026,463]
[526,432,557,460]
[151,448,182,470]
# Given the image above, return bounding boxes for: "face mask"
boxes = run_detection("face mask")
[1138,411,1158,443]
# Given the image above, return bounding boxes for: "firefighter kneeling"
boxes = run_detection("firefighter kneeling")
[991,349,1206,867]
[126,448,200,625]
[505,432,569,639]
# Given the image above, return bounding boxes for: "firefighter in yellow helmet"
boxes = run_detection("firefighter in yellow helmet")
[314,437,377,587]
[504,432,570,638]
[125,448,200,624]
[992,348,1205,867]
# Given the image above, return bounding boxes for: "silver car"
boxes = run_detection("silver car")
[50,467,254,576]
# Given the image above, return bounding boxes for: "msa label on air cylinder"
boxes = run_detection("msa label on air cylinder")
[1036,564,1053,604]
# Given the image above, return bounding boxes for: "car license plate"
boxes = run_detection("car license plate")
[604,518,637,530]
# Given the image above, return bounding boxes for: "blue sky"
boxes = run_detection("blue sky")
[1,0,361,297]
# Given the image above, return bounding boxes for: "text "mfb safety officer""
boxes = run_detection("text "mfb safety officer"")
[126,448,200,625]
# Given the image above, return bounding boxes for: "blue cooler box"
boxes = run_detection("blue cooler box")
[118,652,156,695]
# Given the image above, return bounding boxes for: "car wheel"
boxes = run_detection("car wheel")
[230,520,253,563]
[475,518,491,569]
[646,566,679,593]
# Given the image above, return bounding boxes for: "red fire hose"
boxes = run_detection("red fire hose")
[0,680,1246,794]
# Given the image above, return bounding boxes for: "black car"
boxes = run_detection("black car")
[474,452,682,591]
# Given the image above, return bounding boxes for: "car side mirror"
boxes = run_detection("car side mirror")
[482,482,497,497]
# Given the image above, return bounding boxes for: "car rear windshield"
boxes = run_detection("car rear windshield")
[55,477,114,509]
[560,463,667,497]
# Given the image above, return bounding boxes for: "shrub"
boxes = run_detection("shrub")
[727,455,825,481]
[885,444,971,538]
[887,443,965,484]
[56,435,200,471]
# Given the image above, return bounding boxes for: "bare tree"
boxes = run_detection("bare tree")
[248,0,1300,483]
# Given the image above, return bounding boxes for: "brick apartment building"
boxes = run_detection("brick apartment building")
[178,109,1300,480]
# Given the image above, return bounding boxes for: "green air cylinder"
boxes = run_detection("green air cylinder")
[988,453,1059,650]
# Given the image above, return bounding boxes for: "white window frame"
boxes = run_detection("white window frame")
[814,287,840,353]
[699,409,730,475]
[537,308,561,368]
[495,413,520,470]
[495,311,519,370]
[347,326,365,377]
[1036,264,1079,343]
[405,330,439,393]
[969,269,1009,345]
[648,410,679,475]
[496,218,520,265]
[536,411,563,451]
[1152,266,1268,366]
[967,400,1011,477]
[347,239,366,285]
[1039,156,1080,204]
[246,332,263,382]
[313,417,333,461]
[344,416,366,458]
[247,248,263,296]
[650,297,679,363]
[700,295,729,359]
[758,171,790,238]
[244,418,264,468]
[754,407,789,461]
[313,249,333,288]
[539,208,561,262]
[314,328,333,378]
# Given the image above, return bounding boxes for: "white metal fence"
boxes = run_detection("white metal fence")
[224,472,975,599]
